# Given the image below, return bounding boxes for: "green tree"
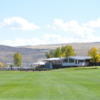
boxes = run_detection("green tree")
[90,54,100,63]
[45,45,76,58]
[61,46,66,52]
[13,52,22,66]
[88,47,100,63]
[45,50,55,58]
[88,47,98,57]
[62,45,76,57]
[54,47,62,57]
[0,62,3,69]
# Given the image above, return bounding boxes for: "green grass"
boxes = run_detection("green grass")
[0,67,100,100]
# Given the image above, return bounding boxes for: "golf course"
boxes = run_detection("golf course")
[0,67,100,100]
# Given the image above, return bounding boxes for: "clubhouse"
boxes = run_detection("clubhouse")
[44,56,91,69]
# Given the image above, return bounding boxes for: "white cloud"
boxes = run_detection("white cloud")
[0,17,40,30]
[41,33,64,43]
[51,19,95,39]
[2,33,100,46]
[44,24,51,29]
[82,18,100,28]
[43,18,100,44]
[2,34,67,46]
[3,38,42,46]
[1,18,100,46]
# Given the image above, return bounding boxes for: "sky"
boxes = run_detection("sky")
[0,0,100,46]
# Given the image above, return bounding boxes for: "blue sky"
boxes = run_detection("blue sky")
[0,0,100,46]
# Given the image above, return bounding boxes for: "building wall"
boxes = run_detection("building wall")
[44,58,91,69]
[62,62,85,67]
[52,64,62,69]
[62,58,85,67]
[44,63,53,69]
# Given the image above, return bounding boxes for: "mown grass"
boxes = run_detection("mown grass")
[0,67,100,100]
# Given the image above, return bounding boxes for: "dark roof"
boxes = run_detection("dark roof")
[65,56,91,60]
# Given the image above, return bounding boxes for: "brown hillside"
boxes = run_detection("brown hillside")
[0,42,100,64]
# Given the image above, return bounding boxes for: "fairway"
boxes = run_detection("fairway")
[0,68,100,100]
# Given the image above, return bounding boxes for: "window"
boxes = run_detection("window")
[69,59,74,63]
[78,60,84,64]
[46,61,52,63]
[75,60,77,64]
[52,60,61,64]
[52,60,56,64]
[63,59,68,63]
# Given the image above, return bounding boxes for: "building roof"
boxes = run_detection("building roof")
[66,56,91,60]
[45,56,91,61]
[45,57,63,61]
[33,61,45,65]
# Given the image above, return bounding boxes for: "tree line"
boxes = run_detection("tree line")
[0,45,100,67]
[45,45,100,64]
[14,46,100,66]
[45,45,76,58]
[88,47,100,64]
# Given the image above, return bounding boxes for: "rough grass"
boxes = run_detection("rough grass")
[0,67,100,100]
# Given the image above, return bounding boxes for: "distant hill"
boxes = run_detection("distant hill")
[18,42,100,56]
[0,45,48,64]
[1,42,100,64]
[19,42,100,50]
